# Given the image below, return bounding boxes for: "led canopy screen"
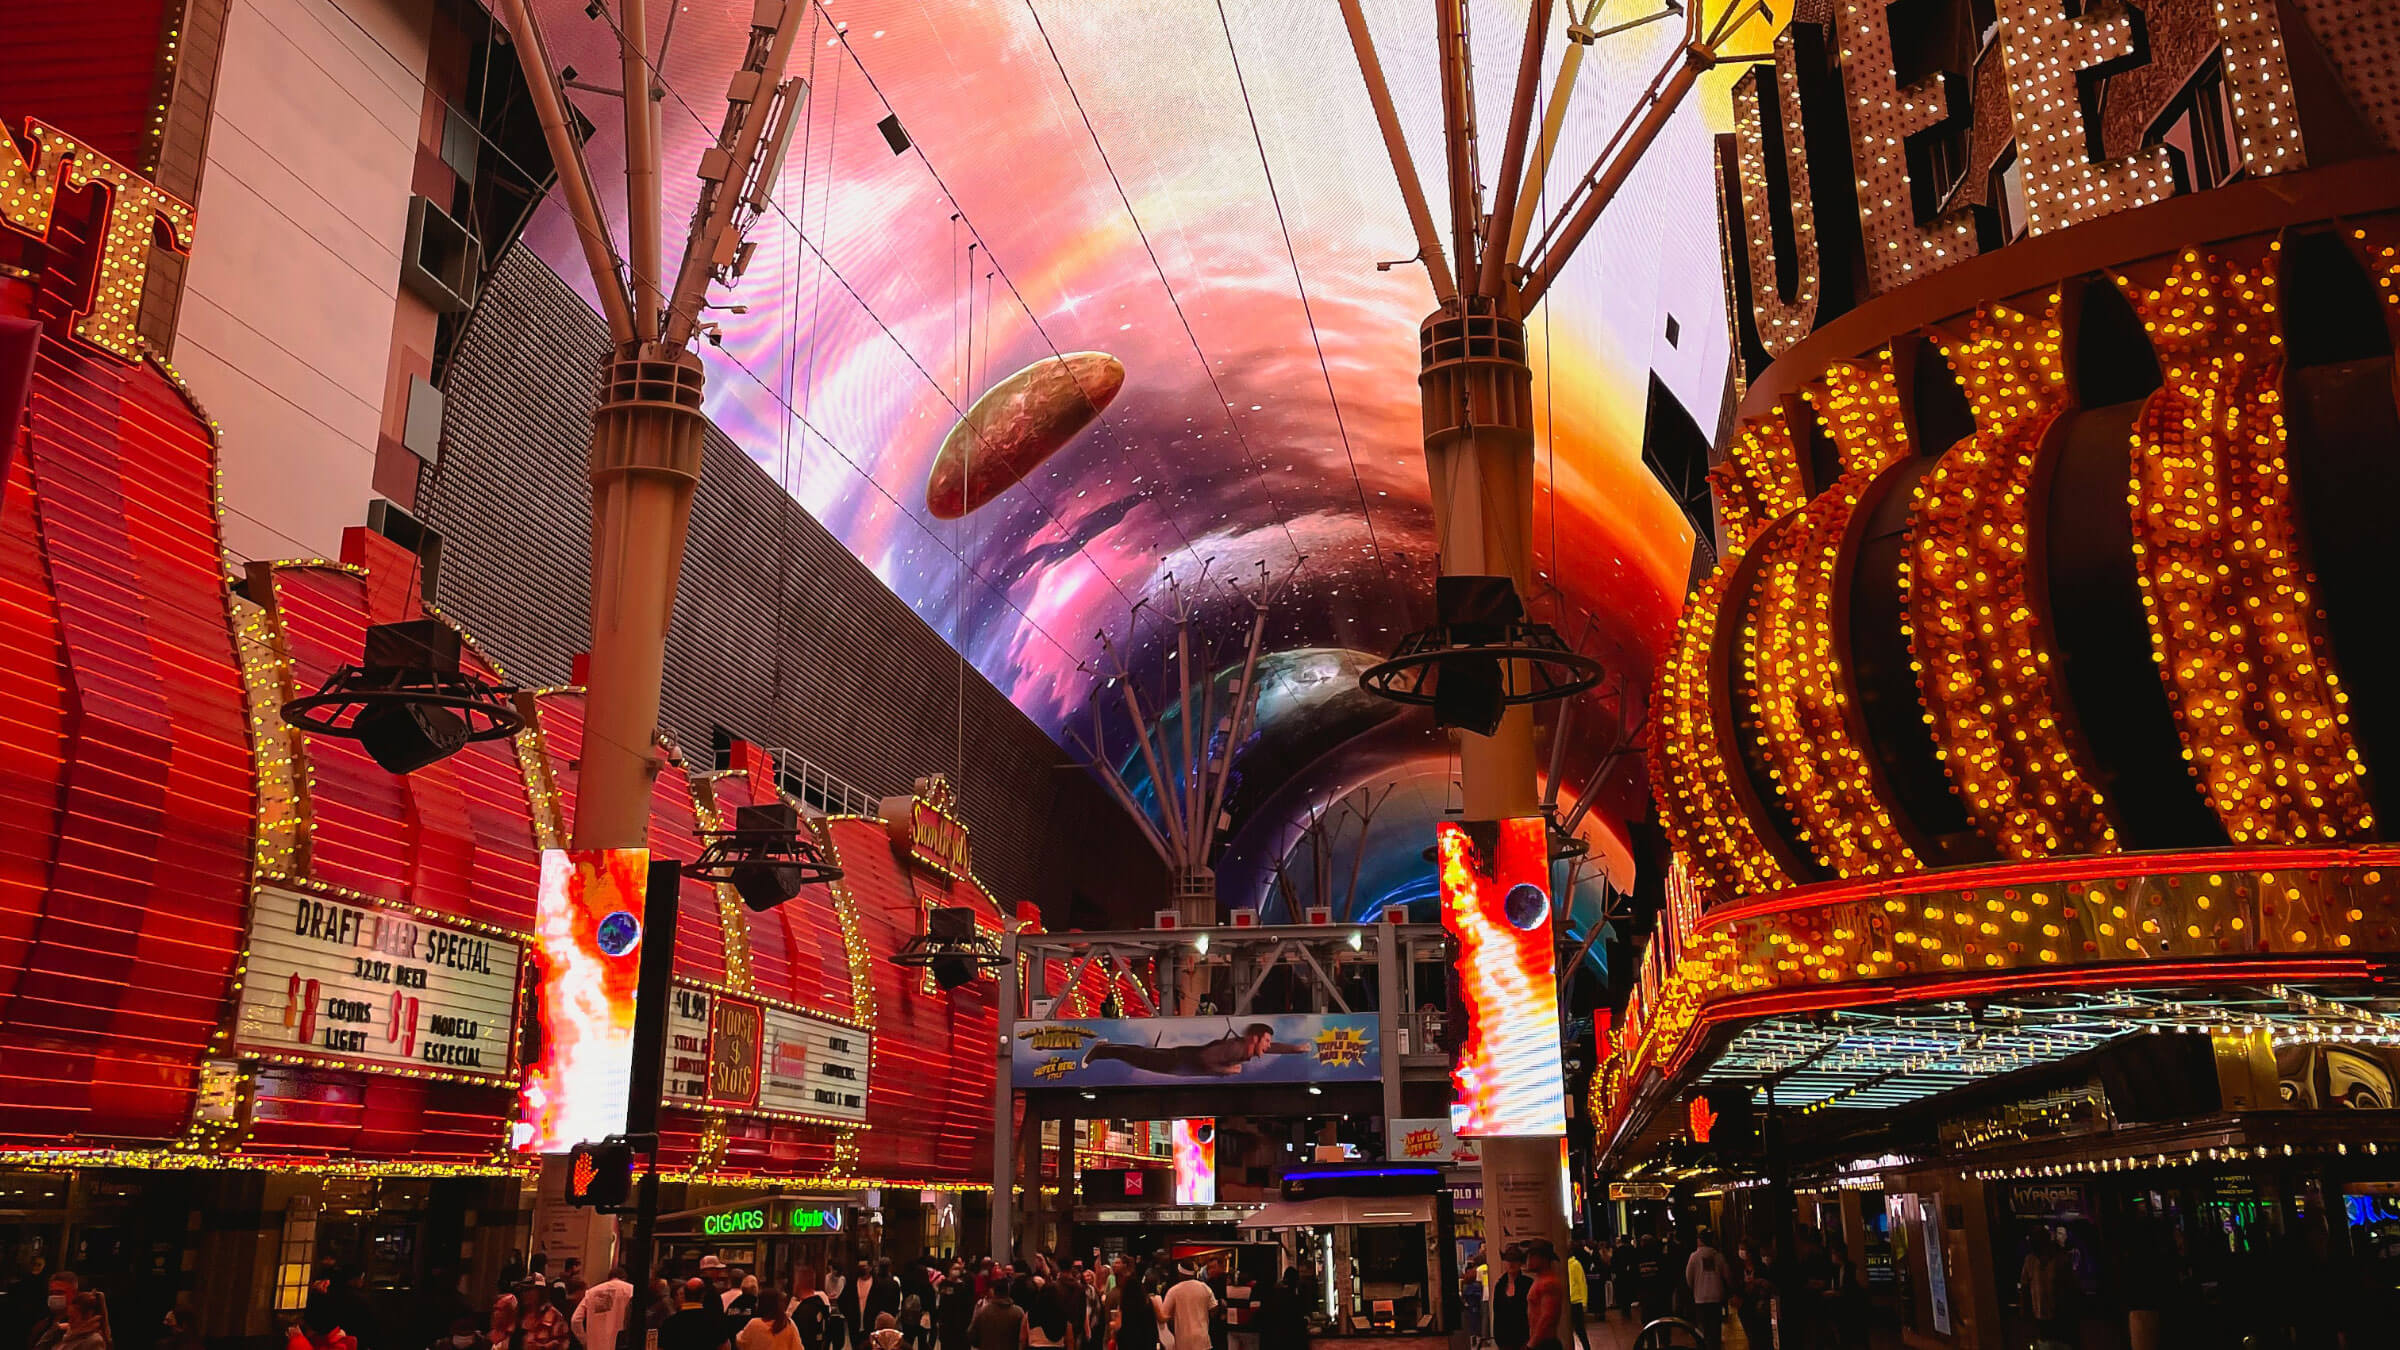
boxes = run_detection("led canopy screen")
[516,848,650,1153]
[1436,818,1564,1137]
[1172,1117,1217,1205]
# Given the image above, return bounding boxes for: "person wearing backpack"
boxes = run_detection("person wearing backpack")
[1681,1233,1730,1350]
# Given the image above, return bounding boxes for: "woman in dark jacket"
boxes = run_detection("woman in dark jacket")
[935,1277,976,1350]
[1256,1269,1310,1350]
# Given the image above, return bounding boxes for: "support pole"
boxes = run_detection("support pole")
[990,923,1021,1261]
[1434,0,1478,288]
[1417,296,1567,1339]
[662,1,808,348]
[1376,920,1403,1135]
[621,0,664,336]
[1336,0,1457,303]
[1517,44,1711,309]
[494,0,635,345]
[1478,0,1553,298]
[572,348,706,850]
[1503,2,1602,268]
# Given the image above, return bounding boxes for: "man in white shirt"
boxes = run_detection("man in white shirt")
[574,1265,638,1350]
[1161,1264,1216,1350]
[1682,1235,1730,1350]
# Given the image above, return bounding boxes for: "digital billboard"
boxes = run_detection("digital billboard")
[1436,817,1565,1137]
[515,848,649,1153]
[1012,1013,1378,1088]
[521,0,1733,920]
[1172,1117,1217,1205]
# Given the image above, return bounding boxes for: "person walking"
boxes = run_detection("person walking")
[513,1283,572,1350]
[576,1267,638,1350]
[1563,1248,1587,1350]
[2019,1232,2077,1350]
[1253,1271,1307,1350]
[1053,1265,1087,1350]
[740,1294,805,1350]
[935,1275,973,1350]
[1160,1266,1215,1350]
[1734,1243,1774,1350]
[865,1267,902,1350]
[968,1284,1025,1350]
[1489,1249,1530,1350]
[1108,1261,1162,1350]
[660,1282,734,1350]
[1520,1243,1565,1350]
[795,1284,835,1350]
[1825,1247,1866,1350]
[1681,1233,1730,1350]
[1458,1253,1486,1348]
[836,1267,872,1350]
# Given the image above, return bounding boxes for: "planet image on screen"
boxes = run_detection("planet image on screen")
[1503,882,1549,932]
[595,909,641,957]
[926,352,1125,519]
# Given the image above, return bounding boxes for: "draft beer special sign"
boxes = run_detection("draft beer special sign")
[234,885,524,1082]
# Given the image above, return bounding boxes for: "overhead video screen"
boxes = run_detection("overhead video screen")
[515,848,650,1154]
[1436,817,1565,1137]
[523,0,1761,901]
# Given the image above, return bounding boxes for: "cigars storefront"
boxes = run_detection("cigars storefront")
[0,75,1012,1338]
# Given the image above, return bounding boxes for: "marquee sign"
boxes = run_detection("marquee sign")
[882,774,972,879]
[0,119,198,361]
[234,884,524,1083]
[661,982,871,1125]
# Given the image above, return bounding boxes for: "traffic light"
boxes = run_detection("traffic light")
[566,1137,634,1209]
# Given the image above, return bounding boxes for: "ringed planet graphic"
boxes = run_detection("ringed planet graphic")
[925,352,1125,519]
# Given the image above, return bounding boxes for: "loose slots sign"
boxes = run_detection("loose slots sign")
[235,885,524,1081]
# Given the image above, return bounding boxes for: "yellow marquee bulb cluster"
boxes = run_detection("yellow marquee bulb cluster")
[1708,407,1811,554]
[1993,0,2175,236]
[1838,0,1980,292]
[691,775,758,993]
[1907,300,2120,858]
[1730,30,1822,358]
[2214,0,2308,177]
[2120,247,2374,843]
[1740,363,1922,878]
[1655,550,1796,908]
[234,595,304,876]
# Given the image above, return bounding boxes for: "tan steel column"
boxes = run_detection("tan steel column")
[572,344,708,850]
[1418,297,1570,1283]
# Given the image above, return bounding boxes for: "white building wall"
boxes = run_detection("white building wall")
[173,0,431,565]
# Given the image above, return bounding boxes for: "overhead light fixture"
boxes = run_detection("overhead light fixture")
[893,906,1006,990]
[1195,932,1210,955]
[1361,576,1602,733]
[684,802,842,910]
[1308,1085,1324,1096]
[281,620,522,774]
[1348,929,1364,951]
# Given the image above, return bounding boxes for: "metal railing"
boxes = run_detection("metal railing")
[761,747,879,817]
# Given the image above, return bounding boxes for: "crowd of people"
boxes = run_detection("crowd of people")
[5,1248,1323,1350]
[1460,1227,1867,1350]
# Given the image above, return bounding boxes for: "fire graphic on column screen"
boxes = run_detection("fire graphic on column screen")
[1436,818,1565,1137]
[515,848,649,1153]
[1172,1117,1217,1204]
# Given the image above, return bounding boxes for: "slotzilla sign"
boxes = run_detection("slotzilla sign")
[234,885,523,1082]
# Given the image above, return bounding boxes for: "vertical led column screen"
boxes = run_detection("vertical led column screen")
[1172,1118,1217,1204]
[1436,818,1565,1137]
[516,848,650,1153]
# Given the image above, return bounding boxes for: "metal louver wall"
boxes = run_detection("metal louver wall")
[419,246,1164,921]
